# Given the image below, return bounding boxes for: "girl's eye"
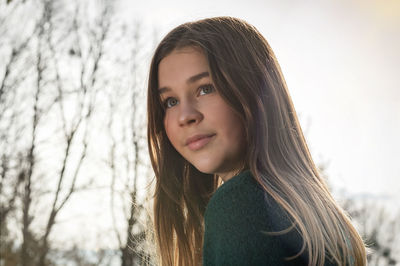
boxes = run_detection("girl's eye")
[164,97,178,109]
[162,84,215,110]
[199,84,215,96]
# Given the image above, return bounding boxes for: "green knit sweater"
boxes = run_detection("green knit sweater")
[202,169,336,266]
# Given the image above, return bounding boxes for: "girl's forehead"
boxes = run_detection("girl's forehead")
[159,46,205,67]
[158,47,210,89]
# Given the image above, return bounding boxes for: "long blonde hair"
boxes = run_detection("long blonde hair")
[147,16,367,266]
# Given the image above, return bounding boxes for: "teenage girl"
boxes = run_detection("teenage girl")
[147,16,367,266]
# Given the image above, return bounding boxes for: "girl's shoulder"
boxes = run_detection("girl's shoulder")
[204,169,289,227]
[203,170,308,265]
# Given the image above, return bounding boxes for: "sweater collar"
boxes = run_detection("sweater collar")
[217,168,252,190]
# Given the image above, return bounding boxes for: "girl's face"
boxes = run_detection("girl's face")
[158,47,246,181]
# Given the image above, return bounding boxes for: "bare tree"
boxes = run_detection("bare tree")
[315,145,399,265]
[36,1,110,264]
[1,0,157,265]
[1,0,116,265]
[104,20,154,265]
[0,0,38,236]
[1,1,42,264]
[341,197,399,265]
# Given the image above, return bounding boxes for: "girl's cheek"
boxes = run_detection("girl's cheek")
[164,115,175,141]
[163,111,171,127]
[164,117,170,135]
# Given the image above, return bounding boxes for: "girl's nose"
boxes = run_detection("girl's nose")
[178,101,203,127]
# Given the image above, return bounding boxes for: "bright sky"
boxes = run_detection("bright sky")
[116,0,400,199]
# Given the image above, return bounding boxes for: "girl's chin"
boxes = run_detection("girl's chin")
[191,163,217,175]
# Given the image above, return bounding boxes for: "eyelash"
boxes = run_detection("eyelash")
[162,84,215,109]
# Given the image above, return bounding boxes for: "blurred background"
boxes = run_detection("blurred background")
[1,0,399,265]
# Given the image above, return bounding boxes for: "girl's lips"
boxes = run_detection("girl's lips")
[187,134,215,151]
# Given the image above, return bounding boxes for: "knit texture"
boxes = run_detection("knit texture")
[202,169,310,266]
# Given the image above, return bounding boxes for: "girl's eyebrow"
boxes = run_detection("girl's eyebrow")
[158,71,209,95]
